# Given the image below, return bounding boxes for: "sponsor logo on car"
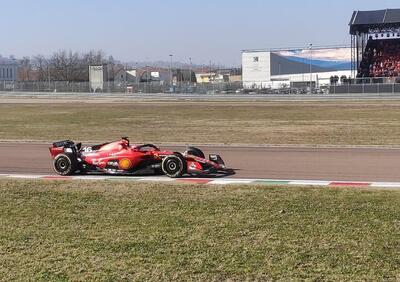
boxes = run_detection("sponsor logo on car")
[119,158,132,170]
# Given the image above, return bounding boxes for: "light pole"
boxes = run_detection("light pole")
[124,63,127,93]
[146,65,150,93]
[210,60,215,94]
[309,43,313,93]
[169,54,173,87]
[47,65,51,92]
[189,57,192,87]
[135,63,139,93]
[209,60,212,82]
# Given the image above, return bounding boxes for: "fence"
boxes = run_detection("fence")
[329,77,400,94]
[330,83,400,94]
[242,77,400,94]
[3,78,400,95]
[0,80,243,94]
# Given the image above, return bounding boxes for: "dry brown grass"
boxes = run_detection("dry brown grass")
[1,101,400,145]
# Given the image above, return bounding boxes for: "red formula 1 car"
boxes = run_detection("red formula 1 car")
[49,137,232,178]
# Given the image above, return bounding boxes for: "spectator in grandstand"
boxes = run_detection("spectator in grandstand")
[358,39,400,78]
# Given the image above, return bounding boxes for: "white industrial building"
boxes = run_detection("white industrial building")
[0,57,17,81]
[242,47,352,89]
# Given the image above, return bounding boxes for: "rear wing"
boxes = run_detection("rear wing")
[50,140,81,158]
[52,140,75,148]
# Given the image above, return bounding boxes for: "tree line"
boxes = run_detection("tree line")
[17,50,117,82]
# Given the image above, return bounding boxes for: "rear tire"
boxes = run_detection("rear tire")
[185,147,205,159]
[53,154,78,176]
[162,154,186,178]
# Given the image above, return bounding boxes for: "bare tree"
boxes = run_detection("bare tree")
[18,50,116,82]
[32,55,49,81]
[18,57,32,81]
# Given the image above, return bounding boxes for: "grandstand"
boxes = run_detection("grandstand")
[358,39,400,79]
[350,9,400,80]
[330,9,400,93]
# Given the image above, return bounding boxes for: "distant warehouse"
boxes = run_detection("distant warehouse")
[0,57,17,82]
[242,46,352,89]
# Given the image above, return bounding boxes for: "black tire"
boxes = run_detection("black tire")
[162,154,186,178]
[185,147,205,159]
[53,153,78,176]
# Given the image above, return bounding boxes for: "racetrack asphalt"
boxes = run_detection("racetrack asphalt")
[1,142,400,182]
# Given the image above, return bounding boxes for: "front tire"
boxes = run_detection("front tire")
[53,154,78,176]
[162,154,186,178]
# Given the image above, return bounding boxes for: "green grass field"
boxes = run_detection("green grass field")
[2,101,400,145]
[0,179,399,281]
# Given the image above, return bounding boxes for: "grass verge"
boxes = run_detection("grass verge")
[0,179,399,280]
[2,101,400,145]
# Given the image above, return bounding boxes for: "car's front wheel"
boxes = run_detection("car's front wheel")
[53,154,78,176]
[162,155,186,178]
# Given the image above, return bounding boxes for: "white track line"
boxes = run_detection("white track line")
[1,174,400,189]
[209,179,254,185]
[289,180,336,186]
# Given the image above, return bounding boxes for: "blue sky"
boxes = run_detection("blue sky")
[1,0,399,66]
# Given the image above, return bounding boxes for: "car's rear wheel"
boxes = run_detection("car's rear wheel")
[162,154,186,178]
[53,154,78,176]
[185,147,205,159]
